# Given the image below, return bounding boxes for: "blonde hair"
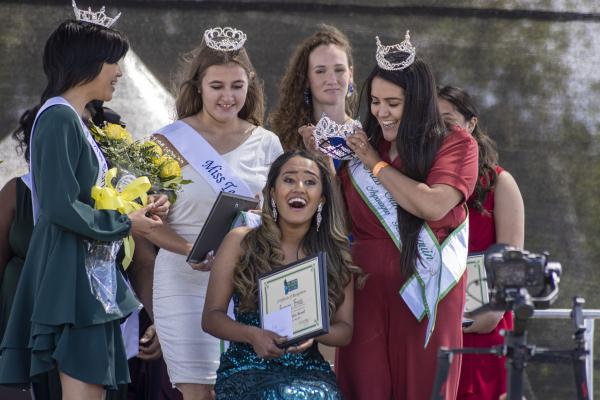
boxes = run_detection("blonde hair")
[268,25,356,151]
[175,43,264,125]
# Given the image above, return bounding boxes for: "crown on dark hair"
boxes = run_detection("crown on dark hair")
[375,30,416,71]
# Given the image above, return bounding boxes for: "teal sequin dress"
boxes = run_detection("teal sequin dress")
[215,295,341,400]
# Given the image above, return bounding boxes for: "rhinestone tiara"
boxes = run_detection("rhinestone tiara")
[72,0,121,28]
[375,30,416,71]
[313,115,362,160]
[204,27,247,52]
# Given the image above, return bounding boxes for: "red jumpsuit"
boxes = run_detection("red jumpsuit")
[457,166,514,400]
[336,127,478,400]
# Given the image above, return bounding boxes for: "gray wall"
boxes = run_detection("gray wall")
[1,1,600,398]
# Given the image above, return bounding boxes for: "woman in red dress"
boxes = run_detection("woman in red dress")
[438,86,525,400]
[332,33,479,399]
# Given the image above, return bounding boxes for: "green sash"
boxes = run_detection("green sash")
[348,158,468,347]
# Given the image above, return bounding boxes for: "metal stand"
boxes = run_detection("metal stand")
[431,297,590,400]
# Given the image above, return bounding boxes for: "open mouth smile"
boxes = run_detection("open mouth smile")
[287,197,307,209]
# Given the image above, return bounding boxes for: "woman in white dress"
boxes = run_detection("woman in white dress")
[144,27,283,400]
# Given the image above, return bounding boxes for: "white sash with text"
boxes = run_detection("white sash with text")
[158,121,253,197]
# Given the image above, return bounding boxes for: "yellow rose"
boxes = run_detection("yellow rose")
[153,155,168,167]
[104,123,133,144]
[159,157,181,178]
[141,140,163,160]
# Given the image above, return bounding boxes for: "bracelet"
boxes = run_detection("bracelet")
[372,161,390,177]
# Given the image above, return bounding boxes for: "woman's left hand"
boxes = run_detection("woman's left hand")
[286,338,314,354]
[148,194,171,220]
[346,129,381,170]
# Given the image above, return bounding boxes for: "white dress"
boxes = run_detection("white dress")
[153,125,283,385]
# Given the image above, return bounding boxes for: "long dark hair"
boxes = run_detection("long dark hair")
[359,58,446,276]
[235,150,364,316]
[438,86,498,212]
[13,20,129,159]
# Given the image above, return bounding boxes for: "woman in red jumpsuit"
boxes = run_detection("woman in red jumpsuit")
[333,33,478,400]
[438,86,525,400]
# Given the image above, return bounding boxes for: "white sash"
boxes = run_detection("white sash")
[399,220,468,347]
[29,97,108,224]
[157,121,253,197]
[348,159,468,347]
[21,173,32,191]
[348,158,400,247]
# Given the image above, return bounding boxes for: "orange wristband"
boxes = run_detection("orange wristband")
[372,161,390,177]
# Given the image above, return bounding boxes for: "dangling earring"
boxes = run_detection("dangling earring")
[347,82,354,98]
[316,203,323,232]
[271,198,278,222]
[303,88,312,106]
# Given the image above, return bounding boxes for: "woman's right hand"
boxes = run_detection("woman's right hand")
[248,326,286,359]
[188,250,215,272]
[298,124,318,153]
[128,204,163,236]
[138,324,162,361]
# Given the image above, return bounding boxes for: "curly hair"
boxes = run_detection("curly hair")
[438,86,498,212]
[175,41,264,125]
[268,25,356,151]
[233,150,364,316]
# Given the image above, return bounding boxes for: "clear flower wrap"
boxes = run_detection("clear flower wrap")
[84,239,124,316]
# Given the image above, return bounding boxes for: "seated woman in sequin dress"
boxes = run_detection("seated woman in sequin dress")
[202,150,363,400]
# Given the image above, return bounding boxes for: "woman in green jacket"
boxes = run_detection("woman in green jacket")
[0,18,162,400]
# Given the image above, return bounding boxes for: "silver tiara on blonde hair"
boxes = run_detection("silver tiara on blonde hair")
[375,30,416,71]
[204,27,247,52]
[72,0,121,28]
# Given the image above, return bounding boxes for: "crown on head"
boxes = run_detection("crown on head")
[375,30,416,71]
[204,27,247,52]
[313,115,362,160]
[72,0,121,28]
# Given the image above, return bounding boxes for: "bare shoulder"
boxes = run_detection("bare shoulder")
[224,226,253,246]
[0,177,18,218]
[494,170,524,209]
[0,177,18,201]
[213,227,253,274]
[496,170,521,193]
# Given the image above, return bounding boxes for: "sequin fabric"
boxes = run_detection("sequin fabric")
[215,295,341,399]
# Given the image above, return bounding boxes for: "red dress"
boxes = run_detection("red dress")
[336,127,478,400]
[457,166,514,400]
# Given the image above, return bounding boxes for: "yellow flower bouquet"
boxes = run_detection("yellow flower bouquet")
[86,122,190,272]
[89,122,191,203]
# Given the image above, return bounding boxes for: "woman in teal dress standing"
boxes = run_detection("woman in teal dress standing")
[0,16,163,400]
[202,150,364,399]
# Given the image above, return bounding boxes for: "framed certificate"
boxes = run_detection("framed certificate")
[258,252,329,347]
[465,253,490,313]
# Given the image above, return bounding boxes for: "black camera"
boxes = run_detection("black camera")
[434,247,590,400]
[484,245,562,312]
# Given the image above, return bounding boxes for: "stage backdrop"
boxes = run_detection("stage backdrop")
[1,1,600,398]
